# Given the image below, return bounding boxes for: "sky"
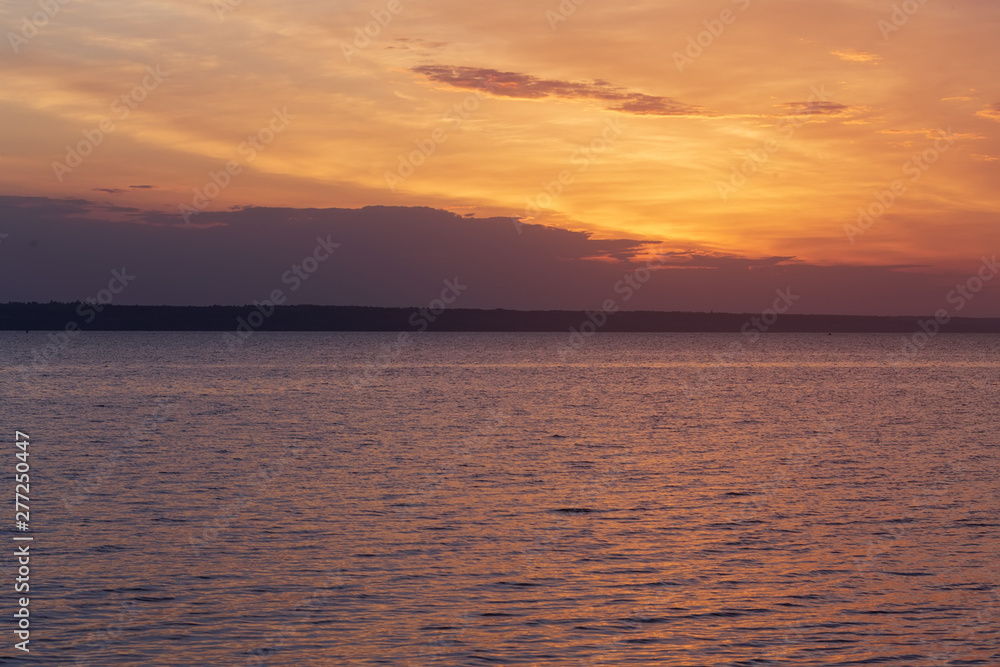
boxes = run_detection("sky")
[1,0,999,314]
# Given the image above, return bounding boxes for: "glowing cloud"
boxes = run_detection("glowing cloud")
[975,104,1000,122]
[831,49,882,64]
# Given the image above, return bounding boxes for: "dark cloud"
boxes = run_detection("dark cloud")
[129,184,156,189]
[0,196,995,316]
[92,188,124,195]
[412,65,698,116]
[0,196,93,219]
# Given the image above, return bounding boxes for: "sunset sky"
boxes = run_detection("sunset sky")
[1,0,999,313]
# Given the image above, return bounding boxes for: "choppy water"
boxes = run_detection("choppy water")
[1,332,998,665]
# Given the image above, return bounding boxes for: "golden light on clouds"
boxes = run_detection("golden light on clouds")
[0,0,998,270]
[976,104,1000,122]
[830,49,882,64]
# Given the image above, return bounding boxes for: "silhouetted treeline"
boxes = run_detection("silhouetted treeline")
[3,302,1000,333]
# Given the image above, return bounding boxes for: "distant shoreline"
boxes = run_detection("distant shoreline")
[2,303,999,333]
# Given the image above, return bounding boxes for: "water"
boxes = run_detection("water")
[1,332,998,665]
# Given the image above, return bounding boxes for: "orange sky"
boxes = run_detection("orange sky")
[2,0,998,270]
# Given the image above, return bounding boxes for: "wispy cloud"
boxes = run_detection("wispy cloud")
[387,37,448,51]
[831,49,882,64]
[411,65,699,116]
[880,128,982,140]
[780,101,851,116]
[975,103,1000,122]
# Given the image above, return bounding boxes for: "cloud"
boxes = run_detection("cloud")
[389,37,448,50]
[0,196,997,317]
[831,49,882,64]
[880,127,981,140]
[975,103,1000,122]
[93,188,124,195]
[780,101,851,116]
[411,65,699,116]
[129,185,156,189]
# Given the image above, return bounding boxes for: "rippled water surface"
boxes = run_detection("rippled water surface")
[2,332,999,665]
